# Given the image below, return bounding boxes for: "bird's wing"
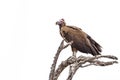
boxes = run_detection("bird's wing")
[67,25,82,31]
[87,34,102,52]
[60,26,101,56]
[60,26,84,42]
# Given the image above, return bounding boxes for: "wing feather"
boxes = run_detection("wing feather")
[60,26,102,56]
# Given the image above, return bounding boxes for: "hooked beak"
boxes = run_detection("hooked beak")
[56,21,60,25]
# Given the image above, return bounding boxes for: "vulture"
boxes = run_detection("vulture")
[56,19,102,56]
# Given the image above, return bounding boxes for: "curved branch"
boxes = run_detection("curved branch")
[49,40,64,80]
[54,55,118,80]
[54,57,76,80]
[49,40,118,80]
[49,40,73,80]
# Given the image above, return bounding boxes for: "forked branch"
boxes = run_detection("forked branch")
[49,40,118,80]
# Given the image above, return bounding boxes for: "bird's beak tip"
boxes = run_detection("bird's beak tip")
[56,21,59,25]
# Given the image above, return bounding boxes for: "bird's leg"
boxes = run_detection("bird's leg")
[71,47,77,58]
[71,51,77,63]
[73,51,77,58]
[71,48,77,62]
[69,50,78,77]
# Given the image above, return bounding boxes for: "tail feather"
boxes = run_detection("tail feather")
[87,35,102,56]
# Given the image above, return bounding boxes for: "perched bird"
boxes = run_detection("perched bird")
[56,19,102,56]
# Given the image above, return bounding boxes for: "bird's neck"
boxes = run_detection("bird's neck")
[59,25,66,30]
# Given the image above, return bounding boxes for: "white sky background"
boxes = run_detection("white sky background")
[0,0,120,80]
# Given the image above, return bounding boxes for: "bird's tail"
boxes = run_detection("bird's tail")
[87,35,102,56]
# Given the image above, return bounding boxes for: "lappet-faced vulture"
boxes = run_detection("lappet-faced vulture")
[56,19,102,56]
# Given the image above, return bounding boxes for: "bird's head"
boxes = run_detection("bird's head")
[56,18,66,27]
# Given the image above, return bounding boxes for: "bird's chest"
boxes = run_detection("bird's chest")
[60,28,87,43]
[60,30,66,39]
[59,28,75,42]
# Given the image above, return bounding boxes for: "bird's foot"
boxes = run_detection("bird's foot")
[72,55,78,63]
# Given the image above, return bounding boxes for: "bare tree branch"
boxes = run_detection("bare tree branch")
[49,40,118,80]
[68,55,119,80]
[52,55,118,80]
[54,56,76,80]
[49,40,64,80]
[49,40,73,80]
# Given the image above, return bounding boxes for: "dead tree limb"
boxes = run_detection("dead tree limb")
[49,40,73,80]
[49,40,118,80]
[66,55,118,80]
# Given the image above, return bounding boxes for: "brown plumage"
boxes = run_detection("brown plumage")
[56,19,102,56]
